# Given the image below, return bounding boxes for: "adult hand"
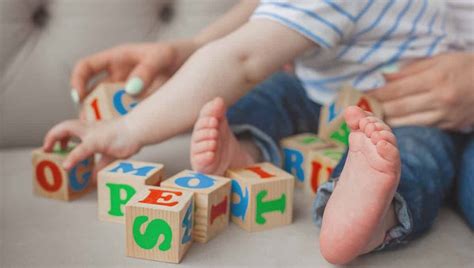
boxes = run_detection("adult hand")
[70,40,198,103]
[369,52,474,130]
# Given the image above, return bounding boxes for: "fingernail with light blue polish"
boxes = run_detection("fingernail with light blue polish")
[70,89,80,104]
[381,63,399,74]
[125,77,144,96]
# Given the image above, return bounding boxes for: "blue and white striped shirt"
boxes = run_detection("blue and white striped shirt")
[252,0,453,104]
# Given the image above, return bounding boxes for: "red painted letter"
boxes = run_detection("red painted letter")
[91,98,102,120]
[210,196,228,224]
[356,97,373,113]
[36,160,63,192]
[310,161,322,194]
[246,166,275,179]
[139,189,182,207]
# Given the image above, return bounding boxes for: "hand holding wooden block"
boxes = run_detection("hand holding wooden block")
[161,170,231,243]
[82,83,138,122]
[98,160,163,223]
[281,133,334,188]
[32,144,94,201]
[225,162,294,232]
[125,186,194,263]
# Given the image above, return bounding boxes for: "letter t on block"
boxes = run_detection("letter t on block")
[125,186,194,263]
[225,162,295,232]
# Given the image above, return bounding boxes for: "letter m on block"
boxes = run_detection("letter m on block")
[108,162,156,177]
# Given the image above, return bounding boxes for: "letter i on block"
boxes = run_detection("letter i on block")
[306,146,345,196]
[280,133,333,188]
[82,82,138,122]
[161,170,231,243]
[225,162,294,232]
[98,160,163,223]
[32,144,94,201]
[126,186,194,263]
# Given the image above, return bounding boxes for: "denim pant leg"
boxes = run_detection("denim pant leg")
[313,126,459,250]
[457,133,474,229]
[227,72,322,166]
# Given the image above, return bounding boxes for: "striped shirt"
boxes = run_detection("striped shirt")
[251,0,454,104]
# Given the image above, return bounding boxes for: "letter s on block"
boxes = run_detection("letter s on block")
[133,215,172,251]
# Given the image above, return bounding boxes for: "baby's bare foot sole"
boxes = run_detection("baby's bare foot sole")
[320,106,401,265]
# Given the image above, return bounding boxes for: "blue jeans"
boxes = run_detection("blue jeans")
[227,72,474,251]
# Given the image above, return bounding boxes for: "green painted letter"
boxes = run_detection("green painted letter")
[255,190,286,225]
[133,215,172,251]
[330,122,350,145]
[106,183,136,216]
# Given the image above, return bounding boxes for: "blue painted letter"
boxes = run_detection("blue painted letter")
[175,172,215,189]
[181,202,193,244]
[108,162,156,177]
[231,180,248,220]
[283,148,304,182]
[113,89,138,115]
[69,158,92,192]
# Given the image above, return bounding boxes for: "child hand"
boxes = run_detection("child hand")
[43,118,141,175]
[71,40,198,103]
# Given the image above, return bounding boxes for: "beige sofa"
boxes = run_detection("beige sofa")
[1,1,473,267]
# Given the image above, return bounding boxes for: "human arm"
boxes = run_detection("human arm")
[45,19,315,170]
[71,0,259,101]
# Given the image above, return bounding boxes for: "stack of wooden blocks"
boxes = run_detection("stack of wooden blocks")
[32,148,295,263]
[31,83,382,263]
[281,85,383,196]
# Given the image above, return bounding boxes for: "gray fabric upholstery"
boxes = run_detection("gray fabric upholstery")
[1,142,474,267]
[0,0,234,147]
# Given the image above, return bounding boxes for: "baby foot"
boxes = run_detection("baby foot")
[320,106,401,264]
[190,97,255,175]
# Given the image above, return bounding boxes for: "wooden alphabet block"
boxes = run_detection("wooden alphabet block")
[32,144,94,201]
[225,162,294,232]
[161,170,231,243]
[97,160,163,223]
[305,145,346,196]
[125,186,194,263]
[280,133,334,188]
[319,85,383,146]
[82,82,138,122]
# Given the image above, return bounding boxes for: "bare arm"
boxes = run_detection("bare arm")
[125,19,315,146]
[192,0,259,47]
[71,0,259,100]
[44,19,315,170]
